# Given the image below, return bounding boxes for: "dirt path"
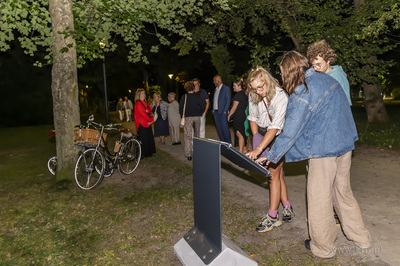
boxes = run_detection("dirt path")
[122,120,399,265]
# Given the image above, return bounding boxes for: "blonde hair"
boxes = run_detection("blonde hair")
[168,92,176,99]
[135,89,146,101]
[153,92,162,103]
[247,66,279,104]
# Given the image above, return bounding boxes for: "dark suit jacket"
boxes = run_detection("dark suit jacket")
[213,84,231,114]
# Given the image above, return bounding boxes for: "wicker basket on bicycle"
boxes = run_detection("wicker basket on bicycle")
[74,128,107,147]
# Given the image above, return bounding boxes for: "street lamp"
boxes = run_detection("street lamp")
[99,40,109,124]
[168,74,174,94]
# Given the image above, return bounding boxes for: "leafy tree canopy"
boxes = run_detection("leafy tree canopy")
[0,0,230,67]
[175,0,399,87]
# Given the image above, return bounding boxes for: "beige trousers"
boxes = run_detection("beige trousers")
[169,125,180,144]
[307,151,372,258]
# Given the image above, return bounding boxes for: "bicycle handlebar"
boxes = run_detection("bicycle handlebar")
[85,120,122,130]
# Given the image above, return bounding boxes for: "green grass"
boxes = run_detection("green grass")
[0,125,194,265]
[352,100,400,149]
[0,124,369,265]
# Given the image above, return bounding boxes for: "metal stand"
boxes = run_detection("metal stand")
[174,138,271,265]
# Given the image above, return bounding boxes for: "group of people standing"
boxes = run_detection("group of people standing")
[116,96,134,122]
[115,76,208,162]
[208,40,371,259]
[132,89,177,158]
[112,39,371,260]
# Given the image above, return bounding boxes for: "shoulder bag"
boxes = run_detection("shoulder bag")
[153,106,159,122]
[180,95,187,128]
[139,101,152,118]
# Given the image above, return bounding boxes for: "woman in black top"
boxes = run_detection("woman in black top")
[151,93,169,144]
[228,79,248,153]
[179,81,206,160]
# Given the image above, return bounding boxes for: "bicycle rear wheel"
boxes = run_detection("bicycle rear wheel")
[47,156,57,175]
[75,148,105,190]
[119,138,141,175]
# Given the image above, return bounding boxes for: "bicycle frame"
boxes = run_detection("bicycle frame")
[74,115,141,189]
[85,119,131,171]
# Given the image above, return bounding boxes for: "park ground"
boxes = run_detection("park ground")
[0,109,399,265]
[138,121,400,266]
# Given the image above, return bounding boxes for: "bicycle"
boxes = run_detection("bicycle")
[47,129,57,175]
[46,126,86,176]
[47,156,57,175]
[74,115,141,190]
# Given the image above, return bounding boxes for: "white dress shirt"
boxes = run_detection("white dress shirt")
[213,84,222,110]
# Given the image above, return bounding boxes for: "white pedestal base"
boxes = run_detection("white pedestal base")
[174,234,257,266]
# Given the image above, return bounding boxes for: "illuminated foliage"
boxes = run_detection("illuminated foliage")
[0,0,230,66]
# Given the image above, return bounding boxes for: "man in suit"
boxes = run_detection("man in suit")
[212,75,231,143]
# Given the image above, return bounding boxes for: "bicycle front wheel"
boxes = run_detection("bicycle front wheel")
[47,156,57,175]
[119,138,141,175]
[75,148,105,190]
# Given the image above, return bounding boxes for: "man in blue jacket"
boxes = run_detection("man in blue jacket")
[212,75,231,143]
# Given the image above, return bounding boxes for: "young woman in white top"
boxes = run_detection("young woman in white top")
[246,66,294,232]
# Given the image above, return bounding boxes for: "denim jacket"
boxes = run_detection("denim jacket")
[266,68,358,163]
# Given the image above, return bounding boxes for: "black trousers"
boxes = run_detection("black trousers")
[137,124,156,157]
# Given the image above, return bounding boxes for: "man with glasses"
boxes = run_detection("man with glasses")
[307,40,352,106]
[193,78,209,138]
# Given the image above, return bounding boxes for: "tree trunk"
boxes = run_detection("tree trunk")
[49,0,80,181]
[362,82,389,122]
[354,1,388,122]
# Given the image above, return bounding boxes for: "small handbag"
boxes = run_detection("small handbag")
[153,106,159,122]
[180,95,187,128]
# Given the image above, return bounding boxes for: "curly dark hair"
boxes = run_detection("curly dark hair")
[306,40,337,64]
